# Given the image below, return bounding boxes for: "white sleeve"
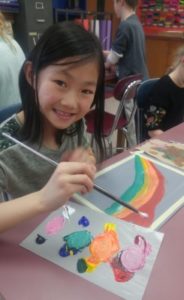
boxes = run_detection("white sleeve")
[106,50,123,65]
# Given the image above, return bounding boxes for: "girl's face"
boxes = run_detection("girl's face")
[36,58,98,134]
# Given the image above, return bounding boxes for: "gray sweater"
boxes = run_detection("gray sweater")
[112,14,148,80]
[0,115,89,199]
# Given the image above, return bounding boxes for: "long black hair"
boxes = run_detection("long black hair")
[19,21,105,158]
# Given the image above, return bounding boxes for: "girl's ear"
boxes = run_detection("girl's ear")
[24,61,35,88]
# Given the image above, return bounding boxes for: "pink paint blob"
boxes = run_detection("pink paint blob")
[45,216,65,235]
[120,247,145,272]
[120,235,151,272]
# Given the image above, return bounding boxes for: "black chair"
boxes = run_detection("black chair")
[136,78,159,143]
[0,103,22,123]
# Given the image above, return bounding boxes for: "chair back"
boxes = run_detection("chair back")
[136,78,159,108]
[136,78,159,143]
[113,73,143,101]
[109,76,142,138]
[85,74,142,156]
[0,103,22,123]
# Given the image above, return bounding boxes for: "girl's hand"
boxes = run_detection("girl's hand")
[39,161,96,212]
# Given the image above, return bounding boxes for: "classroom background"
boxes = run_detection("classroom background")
[1,0,184,78]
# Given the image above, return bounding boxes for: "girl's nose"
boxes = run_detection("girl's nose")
[60,90,78,108]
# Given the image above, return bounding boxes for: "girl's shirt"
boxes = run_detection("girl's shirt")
[144,75,184,132]
[0,114,89,200]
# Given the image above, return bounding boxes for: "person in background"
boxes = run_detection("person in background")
[0,21,105,233]
[0,11,25,109]
[104,0,148,147]
[144,45,184,138]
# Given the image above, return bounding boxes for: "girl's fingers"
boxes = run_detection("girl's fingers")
[40,160,96,212]
[62,148,85,162]
[66,183,91,195]
[57,173,94,193]
[62,148,96,165]
[56,162,96,179]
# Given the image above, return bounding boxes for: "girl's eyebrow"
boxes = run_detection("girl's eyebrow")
[81,80,97,87]
[54,68,97,86]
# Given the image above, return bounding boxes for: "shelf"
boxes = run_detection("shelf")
[144,26,184,37]
[139,0,184,30]
[0,7,19,13]
[0,0,20,13]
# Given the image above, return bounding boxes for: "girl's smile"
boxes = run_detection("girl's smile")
[53,108,76,121]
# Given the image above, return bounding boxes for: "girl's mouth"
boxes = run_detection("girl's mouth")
[53,108,75,120]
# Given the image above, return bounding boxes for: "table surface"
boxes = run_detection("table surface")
[0,123,184,300]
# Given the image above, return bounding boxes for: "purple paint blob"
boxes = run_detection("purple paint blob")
[78,216,90,227]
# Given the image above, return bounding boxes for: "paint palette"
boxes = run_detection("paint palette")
[75,154,184,229]
[20,201,164,300]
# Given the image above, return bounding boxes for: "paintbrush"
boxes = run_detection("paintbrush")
[2,132,148,219]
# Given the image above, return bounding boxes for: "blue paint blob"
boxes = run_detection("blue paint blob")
[35,234,46,244]
[59,243,79,257]
[59,243,70,257]
[78,216,90,227]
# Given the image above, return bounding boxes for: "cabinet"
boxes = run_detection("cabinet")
[10,1,114,55]
[13,0,53,54]
[145,32,184,78]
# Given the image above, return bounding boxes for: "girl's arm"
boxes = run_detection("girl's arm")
[0,161,96,233]
[0,191,44,233]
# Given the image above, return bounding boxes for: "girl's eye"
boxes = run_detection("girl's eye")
[82,89,95,95]
[54,80,66,87]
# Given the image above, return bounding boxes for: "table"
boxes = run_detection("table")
[0,123,184,300]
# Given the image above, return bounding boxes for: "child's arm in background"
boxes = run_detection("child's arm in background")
[148,129,164,138]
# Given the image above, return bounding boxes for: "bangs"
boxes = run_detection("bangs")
[51,54,98,68]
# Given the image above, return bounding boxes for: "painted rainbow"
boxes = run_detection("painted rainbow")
[105,156,165,227]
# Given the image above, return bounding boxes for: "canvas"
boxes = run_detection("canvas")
[75,154,184,229]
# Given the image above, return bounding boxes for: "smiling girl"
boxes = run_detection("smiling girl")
[0,21,105,233]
